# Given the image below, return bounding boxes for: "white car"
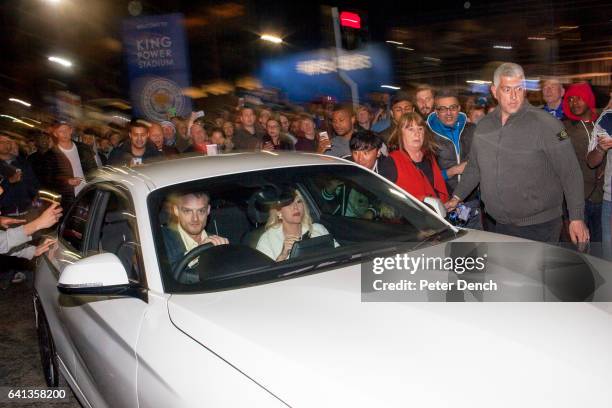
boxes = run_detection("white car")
[34,152,612,407]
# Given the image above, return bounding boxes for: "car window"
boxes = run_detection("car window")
[149,164,454,293]
[310,173,402,222]
[60,190,97,253]
[96,189,143,282]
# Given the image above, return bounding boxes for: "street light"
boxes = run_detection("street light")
[9,98,31,107]
[48,56,73,67]
[260,34,282,44]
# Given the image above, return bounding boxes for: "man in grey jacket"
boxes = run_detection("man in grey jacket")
[446,63,589,245]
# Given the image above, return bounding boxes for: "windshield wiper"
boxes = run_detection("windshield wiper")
[278,252,359,278]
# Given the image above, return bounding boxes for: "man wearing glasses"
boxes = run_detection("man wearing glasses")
[446,62,589,247]
[426,89,481,229]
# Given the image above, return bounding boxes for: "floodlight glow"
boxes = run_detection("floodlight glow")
[9,98,31,107]
[48,56,73,67]
[260,34,282,44]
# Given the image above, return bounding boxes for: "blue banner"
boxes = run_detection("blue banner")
[260,44,393,102]
[122,13,192,121]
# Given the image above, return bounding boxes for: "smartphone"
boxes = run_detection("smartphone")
[38,190,62,206]
[33,190,62,222]
[318,131,329,142]
[194,110,205,119]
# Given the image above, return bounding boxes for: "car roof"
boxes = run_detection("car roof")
[92,152,351,191]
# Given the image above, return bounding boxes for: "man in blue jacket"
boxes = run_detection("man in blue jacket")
[427,89,481,229]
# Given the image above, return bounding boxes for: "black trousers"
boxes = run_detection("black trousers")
[494,217,563,243]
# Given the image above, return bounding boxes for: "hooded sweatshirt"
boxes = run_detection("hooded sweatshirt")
[562,83,603,203]
[562,83,598,122]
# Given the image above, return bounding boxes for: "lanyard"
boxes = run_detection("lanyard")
[581,121,593,144]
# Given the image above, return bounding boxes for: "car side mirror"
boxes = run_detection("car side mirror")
[423,197,447,218]
[57,253,130,295]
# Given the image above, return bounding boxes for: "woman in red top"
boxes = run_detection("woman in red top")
[388,112,449,202]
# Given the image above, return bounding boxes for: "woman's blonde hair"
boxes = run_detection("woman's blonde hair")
[389,112,438,156]
[265,189,313,235]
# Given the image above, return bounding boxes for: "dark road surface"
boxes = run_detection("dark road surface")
[0,271,80,408]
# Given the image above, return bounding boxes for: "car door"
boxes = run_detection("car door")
[37,188,100,383]
[58,183,149,408]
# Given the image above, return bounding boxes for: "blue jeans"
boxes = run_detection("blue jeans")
[603,200,612,261]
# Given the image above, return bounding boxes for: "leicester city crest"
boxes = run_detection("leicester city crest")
[140,76,185,121]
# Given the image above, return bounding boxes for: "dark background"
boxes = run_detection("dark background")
[0,0,610,113]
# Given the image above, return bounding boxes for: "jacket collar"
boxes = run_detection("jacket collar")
[492,100,531,125]
[426,111,467,140]
[119,141,158,157]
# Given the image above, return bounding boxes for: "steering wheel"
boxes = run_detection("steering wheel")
[172,243,214,282]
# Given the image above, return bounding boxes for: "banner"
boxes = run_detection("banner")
[122,13,192,121]
[260,44,392,102]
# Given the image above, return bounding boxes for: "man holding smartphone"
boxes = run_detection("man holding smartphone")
[323,105,356,157]
[587,110,612,260]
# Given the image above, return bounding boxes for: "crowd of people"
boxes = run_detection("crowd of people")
[1,61,612,284]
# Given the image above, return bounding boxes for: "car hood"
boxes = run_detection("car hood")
[167,230,612,407]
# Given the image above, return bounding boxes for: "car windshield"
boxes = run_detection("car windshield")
[148,163,456,293]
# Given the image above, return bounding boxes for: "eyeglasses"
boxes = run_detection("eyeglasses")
[435,104,460,113]
[392,106,413,113]
[568,96,584,103]
[499,85,525,95]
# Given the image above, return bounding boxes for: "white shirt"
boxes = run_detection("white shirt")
[58,143,85,196]
[256,223,336,260]
[587,110,612,201]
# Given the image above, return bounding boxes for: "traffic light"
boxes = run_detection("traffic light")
[340,12,361,29]
[339,10,367,50]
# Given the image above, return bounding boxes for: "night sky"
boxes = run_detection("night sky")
[0,0,609,109]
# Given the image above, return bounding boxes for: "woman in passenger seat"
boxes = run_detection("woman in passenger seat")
[256,190,333,261]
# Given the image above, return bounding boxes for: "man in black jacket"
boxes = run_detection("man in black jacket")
[42,122,98,211]
[377,92,414,145]
[322,130,397,219]
[107,119,161,167]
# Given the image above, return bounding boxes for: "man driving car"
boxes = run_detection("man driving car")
[162,192,229,274]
